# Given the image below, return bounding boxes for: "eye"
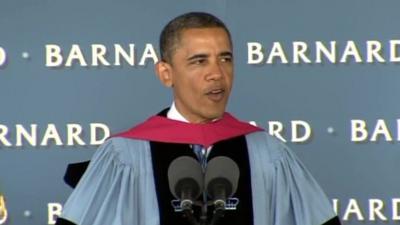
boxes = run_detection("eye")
[220,55,233,63]
[190,58,206,65]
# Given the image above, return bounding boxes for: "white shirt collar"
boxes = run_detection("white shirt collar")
[167,102,221,123]
[167,102,190,123]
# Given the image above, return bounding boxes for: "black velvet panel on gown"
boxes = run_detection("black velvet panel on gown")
[324,216,342,225]
[150,135,254,225]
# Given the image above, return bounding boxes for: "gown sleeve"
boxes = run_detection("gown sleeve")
[57,137,159,225]
[246,132,340,225]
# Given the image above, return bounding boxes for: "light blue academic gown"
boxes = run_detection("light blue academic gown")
[60,131,337,225]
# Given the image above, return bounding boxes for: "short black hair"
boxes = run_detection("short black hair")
[159,12,232,63]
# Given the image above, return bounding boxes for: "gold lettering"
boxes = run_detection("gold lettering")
[0,195,8,225]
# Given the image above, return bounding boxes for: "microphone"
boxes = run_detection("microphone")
[205,156,240,212]
[168,156,204,211]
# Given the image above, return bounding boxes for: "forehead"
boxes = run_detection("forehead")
[177,27,232,51]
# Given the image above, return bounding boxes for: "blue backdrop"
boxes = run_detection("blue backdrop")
[1,0,400,224]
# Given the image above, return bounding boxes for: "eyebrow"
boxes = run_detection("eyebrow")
[186,51,233,61]
[187,54,209,61]
[220,51,233,58]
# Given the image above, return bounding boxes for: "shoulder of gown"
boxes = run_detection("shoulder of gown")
[59,137,159,225]
[245,131,340,225]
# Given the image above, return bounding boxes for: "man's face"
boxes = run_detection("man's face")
[158,27,234,123]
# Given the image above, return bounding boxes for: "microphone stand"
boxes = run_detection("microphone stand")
[209,191,226,225]
[182,208,198,225]
[199,191,208,225]
[181,201,227,225]
[182,193,220,225]
[179,192,232,225]
[209,207,225,225]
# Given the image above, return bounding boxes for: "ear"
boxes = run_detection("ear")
[155,61,173,87]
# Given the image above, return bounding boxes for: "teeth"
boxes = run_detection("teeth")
[210,89,222,94]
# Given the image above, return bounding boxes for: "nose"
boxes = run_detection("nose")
[205,60,223,81]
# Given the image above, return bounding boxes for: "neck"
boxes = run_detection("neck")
[167,102,220,124]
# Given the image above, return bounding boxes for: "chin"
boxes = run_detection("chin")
[206,110,225,120]
[200,103,227,121]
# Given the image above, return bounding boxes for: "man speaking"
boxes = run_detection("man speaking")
[56,12,341,225]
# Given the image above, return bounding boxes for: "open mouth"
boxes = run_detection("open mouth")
[206,89,225,101]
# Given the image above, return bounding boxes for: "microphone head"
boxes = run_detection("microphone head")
[167,156,204,200]
[205,156,240,199]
